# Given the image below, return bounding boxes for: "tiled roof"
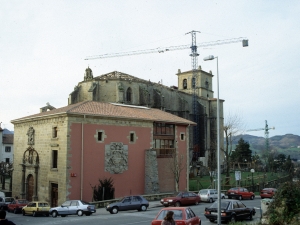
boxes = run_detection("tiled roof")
[12,101,196,125]
[3,134,13,144]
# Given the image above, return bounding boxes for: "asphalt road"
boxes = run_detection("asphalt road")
[5,198,262,225]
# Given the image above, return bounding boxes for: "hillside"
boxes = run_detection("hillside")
[230,134,300,159]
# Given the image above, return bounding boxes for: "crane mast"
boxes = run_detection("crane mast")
[247,120,275,151]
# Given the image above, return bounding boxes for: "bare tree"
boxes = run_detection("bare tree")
[223,112,245,185]
[167,150,186,192]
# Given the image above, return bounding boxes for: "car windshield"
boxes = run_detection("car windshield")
[229,188,238,191]
[157,210,183,220]
[210,201,230,209]
[18,200,28,204]
[176,192,183,197]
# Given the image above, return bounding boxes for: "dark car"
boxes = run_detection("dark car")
[151,207,201,225]
[106,195,149,214]
[160,192,201,207]
[227,187,255,200]
[8,199,29,213]
[49,200,96,217]
[260,188,277,199]
[204,199,255,223]
[0,197,14,210]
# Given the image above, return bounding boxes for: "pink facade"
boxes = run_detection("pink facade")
[68,122,188,201]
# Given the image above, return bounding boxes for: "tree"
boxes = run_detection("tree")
[167,150,186,192]
[230,138,252,164]
[91,177,114,201]
[223,112,245,184]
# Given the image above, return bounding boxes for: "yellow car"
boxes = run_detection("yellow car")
[22,201,50,217]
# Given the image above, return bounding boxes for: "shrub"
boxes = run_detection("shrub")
[266,181,300,225]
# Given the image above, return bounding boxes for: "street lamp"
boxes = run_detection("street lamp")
[204,55,221,225]
[250,168,255,192]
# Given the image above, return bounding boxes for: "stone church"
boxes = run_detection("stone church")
[69,67,224,169]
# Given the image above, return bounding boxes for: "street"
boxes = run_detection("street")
[5,198,262,225]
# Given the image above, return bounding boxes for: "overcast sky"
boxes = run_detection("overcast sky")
[1,1,299,137]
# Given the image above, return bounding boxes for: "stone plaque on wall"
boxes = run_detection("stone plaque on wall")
[105,142,128,174]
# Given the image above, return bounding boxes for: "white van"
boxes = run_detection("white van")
[198,189,225,203]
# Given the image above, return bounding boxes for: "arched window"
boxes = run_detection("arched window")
[183,79,187,89]
[126,87,132,102]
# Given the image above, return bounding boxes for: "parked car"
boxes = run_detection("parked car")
[0,197,14,210]
[22,201,50,217]
[106,195,149,214]
[8,199,29,213]
[151,207,201,225]
[204,199,255,223]
[227,187,255,200]
[260,188,277,199]
[160,192,201,207]
[49,200,96,217]
[198,189,225,203]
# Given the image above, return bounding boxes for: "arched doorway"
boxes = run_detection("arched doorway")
[27,174,34,201]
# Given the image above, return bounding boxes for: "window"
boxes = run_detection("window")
[5,158,9,163]
[126,87,132,102]
[180,133,185,141]
[130,133,134,142]
[153,123,174,135]
[53,127,58,138]
[52,150,58,168]
[183,79,187,89]
[98,131,103,141]
[5,147,11,152]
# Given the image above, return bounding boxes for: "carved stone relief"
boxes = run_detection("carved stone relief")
[23,146,39,166]
[105,142,128,174]
[26,127,35,145]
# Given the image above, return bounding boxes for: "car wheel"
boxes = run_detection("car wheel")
[140,205,147,211]
[112,207,118,214]
[175,202,181,207]
[195,201,199,205]
[52,211,58,218]
[13,208,17,214]
[230,215,236,223]
[22,210,25,216]
[33,211,36,217]
[222,196,225,199]
[238,195,242,200]
[209,198,213,203]
[209,219,215,222]
[249,212,253,220]
[77,210,83,216]
[250,195,254,200]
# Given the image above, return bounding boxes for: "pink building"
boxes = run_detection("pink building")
[12,101,195,205]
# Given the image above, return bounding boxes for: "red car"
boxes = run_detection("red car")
[8,199,29,214]
[260,188,277,199]
[151,207,201,225]
[227,187,255,200]
[160,192,201,207]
